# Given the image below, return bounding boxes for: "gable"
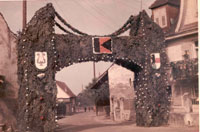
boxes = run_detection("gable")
[56,84,70,98]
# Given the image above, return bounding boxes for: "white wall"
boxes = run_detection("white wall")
[0,13,18,97]
[183,0,198,25]
[166,38,197,62]
[108,64,134,98]
[0,14,10,75]
[0,13,18,128]
[175,0,198,33]
[56,84,70,99]
[108,64,135,121]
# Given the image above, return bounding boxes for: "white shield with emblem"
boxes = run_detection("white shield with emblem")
[35,52,47,70]
[151,53,161,69]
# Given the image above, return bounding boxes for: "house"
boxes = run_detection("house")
[90,70,110,117]
[91,64,135,122]
[108,64,135,122]
[150,0,198,126]
[56,80,76,116]
[0,13,18,98]
[0,12,18,130]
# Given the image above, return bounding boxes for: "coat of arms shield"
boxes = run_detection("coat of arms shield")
[35,52,48,70]
[151,53,161,69]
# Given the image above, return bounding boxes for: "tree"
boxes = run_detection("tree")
[77,78,110,107]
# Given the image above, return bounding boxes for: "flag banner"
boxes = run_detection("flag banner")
[151,53,161,69]
[92,37,112,54]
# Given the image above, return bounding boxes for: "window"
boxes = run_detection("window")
[129,78,132,87]
[183,50,190,60]
[162,16,166,26]
[195,41,198,57]
[170,18,175,25]
[196,0,198,17]
[191,81,198,105]
[155,18,159,25]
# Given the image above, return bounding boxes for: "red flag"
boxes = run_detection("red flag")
[93,37,112,54]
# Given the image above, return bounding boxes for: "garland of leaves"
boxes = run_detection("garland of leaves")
[55,11,134,37]
[55,21,74,35]
[55,11,89,36]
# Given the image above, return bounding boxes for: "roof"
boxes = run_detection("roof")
[90,71,108,89]
[149,0,180,9]
[90,57,142,90]
[165,0,198,40]
[90,63,114,89]
[56,80,76,97]
[0,12,17,38]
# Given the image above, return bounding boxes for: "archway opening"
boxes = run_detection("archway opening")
[54,60,139,131]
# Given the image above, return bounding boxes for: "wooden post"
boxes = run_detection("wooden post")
[22,0,27,29]
[93,62,96,79]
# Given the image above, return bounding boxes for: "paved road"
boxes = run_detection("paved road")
[56,112,199,132]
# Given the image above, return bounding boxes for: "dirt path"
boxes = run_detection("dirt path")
[56,112,199,132]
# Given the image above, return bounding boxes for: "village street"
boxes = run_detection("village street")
[0,0,198,131]
[56,112,199,132]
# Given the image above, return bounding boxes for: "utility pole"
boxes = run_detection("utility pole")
[140,0,143,11]
[82,84,84,91]
[22,0,27,29]
[93,62,96,79]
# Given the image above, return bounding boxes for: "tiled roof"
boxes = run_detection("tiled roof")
[56,80,76,97]
[149,0,180,9]
[90,71,108,89]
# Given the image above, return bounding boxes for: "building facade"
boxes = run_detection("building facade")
[90,64,135,122]
[0,12,18,130]
[108,64,135,122]
[56,80,76,116]
[0,13,18,98]
[150,0,198,126]
[90,71,110,117]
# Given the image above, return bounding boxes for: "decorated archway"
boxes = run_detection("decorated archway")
[17,3,170,132]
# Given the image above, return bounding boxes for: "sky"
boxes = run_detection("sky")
[0,0,154,95]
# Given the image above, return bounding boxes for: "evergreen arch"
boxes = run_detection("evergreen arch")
[17,3,170,132]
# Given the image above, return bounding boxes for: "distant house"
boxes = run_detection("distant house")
[150,0,198,126]
[56,80,76,116]
[90,70,110,117]
[108,64,135,122]
[91,64,135,122]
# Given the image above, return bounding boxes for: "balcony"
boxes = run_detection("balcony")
[170,58,198,80]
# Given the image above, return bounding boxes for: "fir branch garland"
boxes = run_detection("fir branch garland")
[55,11,89,36]
[55,11,135,37]
[55,21,74,35]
